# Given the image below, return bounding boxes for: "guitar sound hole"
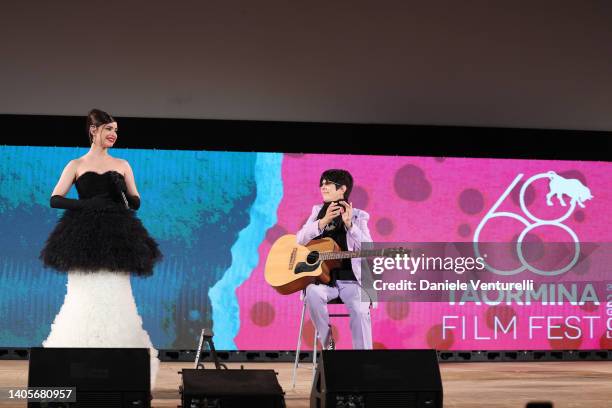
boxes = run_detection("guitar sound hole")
[306,251,319,265]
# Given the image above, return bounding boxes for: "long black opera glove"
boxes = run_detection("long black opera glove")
[108,171,140,210]
[126,194,141,210]
[50,194,115,210]
[109,171,128,198]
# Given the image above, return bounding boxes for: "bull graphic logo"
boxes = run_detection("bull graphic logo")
[546,171,594,208]
[474,171,592,276]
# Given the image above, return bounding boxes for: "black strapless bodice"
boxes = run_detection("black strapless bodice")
[40,171,162,276]
[74,171,120,200]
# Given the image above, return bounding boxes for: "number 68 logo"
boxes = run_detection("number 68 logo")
[473,172,593,276]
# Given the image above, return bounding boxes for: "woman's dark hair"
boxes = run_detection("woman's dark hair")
[320,169,353,200]
[86,109,115,144]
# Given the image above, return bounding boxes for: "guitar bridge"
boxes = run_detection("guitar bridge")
[288,248,297,270]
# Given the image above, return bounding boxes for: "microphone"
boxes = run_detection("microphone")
[109,171,130,209]
[120,191,129,209]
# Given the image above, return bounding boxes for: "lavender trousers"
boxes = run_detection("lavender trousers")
[305,280,372,349]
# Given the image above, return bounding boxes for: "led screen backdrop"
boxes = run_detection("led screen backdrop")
[1,146,610,350]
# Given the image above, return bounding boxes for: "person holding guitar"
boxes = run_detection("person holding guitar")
[296,169,373,350]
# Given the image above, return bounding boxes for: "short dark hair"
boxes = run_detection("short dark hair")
[320,169,353,200]
[86,108,115,144]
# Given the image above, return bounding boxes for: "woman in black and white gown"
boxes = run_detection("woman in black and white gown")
[39,109,162,388]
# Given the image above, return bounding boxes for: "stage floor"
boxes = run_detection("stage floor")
[1,360,611,407]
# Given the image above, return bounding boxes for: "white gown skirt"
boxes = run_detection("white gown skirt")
[43,270,159,389]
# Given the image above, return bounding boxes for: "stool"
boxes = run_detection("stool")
[291,292,349,388]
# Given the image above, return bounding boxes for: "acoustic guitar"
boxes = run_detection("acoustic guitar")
[264,234,407,295]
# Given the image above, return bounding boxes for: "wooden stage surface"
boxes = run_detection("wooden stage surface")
[1,360,611,407]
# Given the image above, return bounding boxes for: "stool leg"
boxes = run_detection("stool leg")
[292,296,308,389]
[327,324,335,350]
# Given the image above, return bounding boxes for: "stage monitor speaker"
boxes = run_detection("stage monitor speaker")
[180,368,286,408]
[28,347,150,408]
[310,349,442,408]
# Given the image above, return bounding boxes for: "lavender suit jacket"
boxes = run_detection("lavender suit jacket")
[296,204,372,285]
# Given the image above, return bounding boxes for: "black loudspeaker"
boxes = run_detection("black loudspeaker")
[28,347,150,408]
[180,368,286,408]
[310,349,443,408]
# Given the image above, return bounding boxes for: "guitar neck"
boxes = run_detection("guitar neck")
[319,249,389,261]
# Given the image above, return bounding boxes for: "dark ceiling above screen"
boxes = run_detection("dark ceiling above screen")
[3,3,612,132]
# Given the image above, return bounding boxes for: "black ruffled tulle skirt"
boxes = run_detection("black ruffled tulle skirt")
[40,206,162,276]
